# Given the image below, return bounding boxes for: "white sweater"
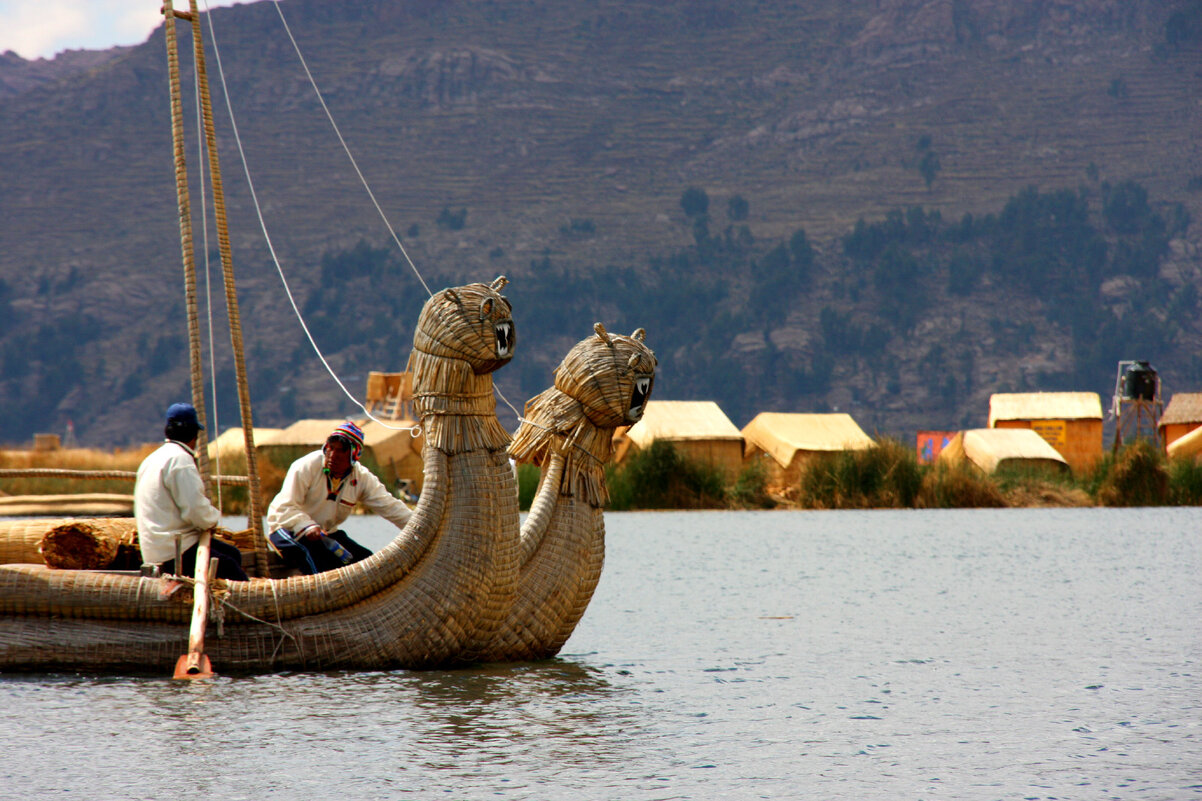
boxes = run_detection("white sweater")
[265,450,412,536]
[134,440,221,565]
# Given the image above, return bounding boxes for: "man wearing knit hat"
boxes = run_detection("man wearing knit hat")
[265,420,413,574]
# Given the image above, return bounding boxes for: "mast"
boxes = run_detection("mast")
[164,0,269,575]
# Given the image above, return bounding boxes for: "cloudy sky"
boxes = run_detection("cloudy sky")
[0,0,247,60]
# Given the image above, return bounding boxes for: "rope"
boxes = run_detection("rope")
[0,468,250,484]
[199,3,567,449]
[187,0,269,575]
[199,2,418,437]
[268,0,432,298]
[168,572,305,662]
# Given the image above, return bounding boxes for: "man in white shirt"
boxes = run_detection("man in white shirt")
[134,403,248,580]
[265,420,412,574]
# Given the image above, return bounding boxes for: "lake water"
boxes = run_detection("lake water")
[2,508,1200,800]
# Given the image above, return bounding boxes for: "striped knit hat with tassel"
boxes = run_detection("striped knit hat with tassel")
[328,420,365,462]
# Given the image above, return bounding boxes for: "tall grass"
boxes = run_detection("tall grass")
[798,438,922,509]
[1167,455,1202,505]
[1094,440,1169,507]
[606,440,727,510]
[516,462,541,511]
[0,446,154,496]
[917,461,1006,508]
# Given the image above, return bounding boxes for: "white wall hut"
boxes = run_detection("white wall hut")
[741,412,875,490]
[613,400,744,480]
[939,428,1070,475]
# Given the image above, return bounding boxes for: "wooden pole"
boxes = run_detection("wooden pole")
[174,529,216,679]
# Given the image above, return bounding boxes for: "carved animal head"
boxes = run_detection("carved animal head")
[553,323,657,428]
[413,276,515,375]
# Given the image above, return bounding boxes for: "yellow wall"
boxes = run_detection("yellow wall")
[675,440,745,481]
[1162,422,1199,448]
[993,419,1102,472]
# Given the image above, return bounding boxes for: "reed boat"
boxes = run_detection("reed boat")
[0,280,521,673]
[484,324,656,662]
[0,1,653,676]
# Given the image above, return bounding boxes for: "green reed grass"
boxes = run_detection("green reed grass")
[516,462,540,511]
[606,440,727,510]
[917,461,1007,508]
[798,437,923,509]
[1094,439,1169,507]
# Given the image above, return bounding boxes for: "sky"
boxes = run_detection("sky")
[0,0,246,60]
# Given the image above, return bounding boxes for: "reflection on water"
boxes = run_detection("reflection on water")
[2,508,1200,800]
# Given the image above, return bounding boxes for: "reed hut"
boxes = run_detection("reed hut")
[939,428,1070,475]
[741,412,874,490]
[206,427,283,462]
[359,418,425,494]
[1157,393,1202,448]
[1167,422,1202,461]
[259,418,424,495]
[613,400,744,480]
[988,392,1103,472]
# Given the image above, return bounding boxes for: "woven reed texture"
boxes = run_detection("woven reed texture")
[0,280,522,673]
[485,325,656,661]
[0,519,80,565]
[410,278,514,455]
[40,519,138,570]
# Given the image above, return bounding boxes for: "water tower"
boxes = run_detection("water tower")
[1110,360,1163,451]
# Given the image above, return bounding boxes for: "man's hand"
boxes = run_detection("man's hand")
[299,525,326,541]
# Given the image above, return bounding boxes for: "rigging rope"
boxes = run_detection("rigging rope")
[201,1,418,435]
[202,1,537,436]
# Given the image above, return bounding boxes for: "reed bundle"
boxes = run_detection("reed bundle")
[409,279,514,455]
[40,519,139,570]
[510,324,656,507]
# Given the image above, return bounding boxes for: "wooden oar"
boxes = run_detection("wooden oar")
[174,529,216,679]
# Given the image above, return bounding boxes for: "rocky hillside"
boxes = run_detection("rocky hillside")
[0,0,1199,447]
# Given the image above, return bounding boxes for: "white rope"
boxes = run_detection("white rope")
[200,2,417,434]
[267,0,432,298]
[200,3,557,442]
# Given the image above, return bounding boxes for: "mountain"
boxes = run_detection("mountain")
[0,0,1199,449]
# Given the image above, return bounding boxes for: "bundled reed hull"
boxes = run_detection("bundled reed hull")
[0,279,519,674]
[484,324,656,661]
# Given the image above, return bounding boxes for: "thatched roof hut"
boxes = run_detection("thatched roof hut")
[988,391,1103,472]
[1158,393,1202,448]
[614,400,744,479]
[1166,420,1202,461]
[206,427,283,462]
[939,428,1070,475]
[741,412,874,489]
